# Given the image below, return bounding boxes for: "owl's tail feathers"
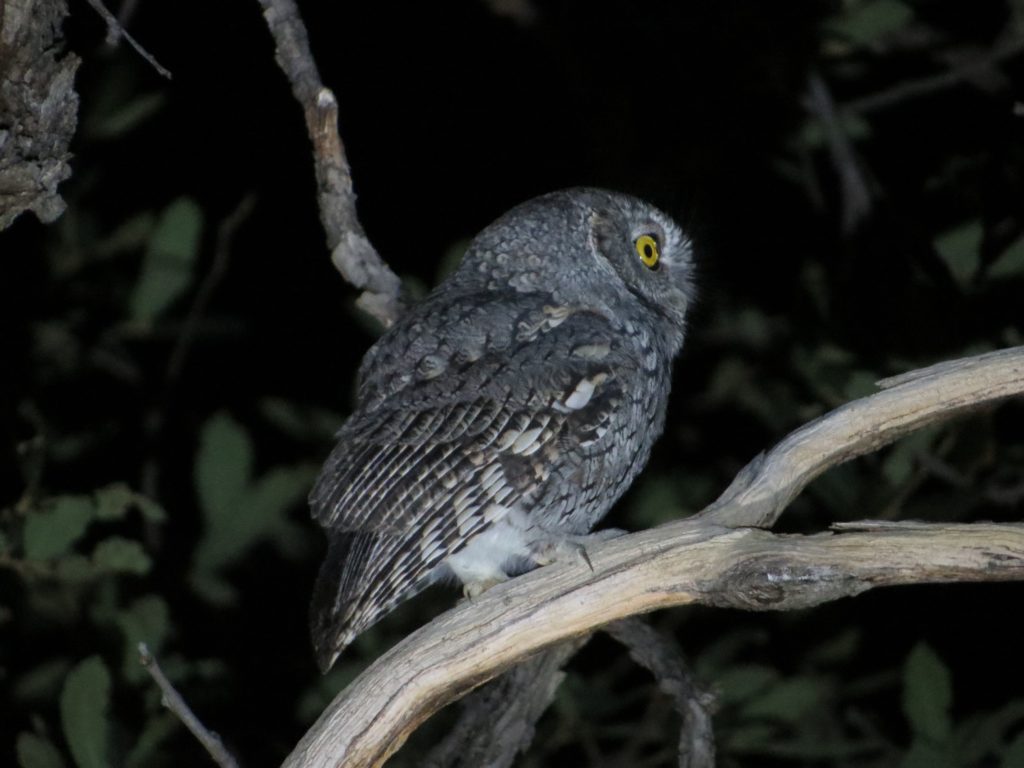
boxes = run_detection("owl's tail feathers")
[310,530,370,673]
[310,530,435,674]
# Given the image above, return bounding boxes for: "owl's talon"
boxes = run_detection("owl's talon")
[530,528,624,571]
[579,546,594,572]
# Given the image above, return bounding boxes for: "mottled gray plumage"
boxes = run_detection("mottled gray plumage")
[309,188,696,672]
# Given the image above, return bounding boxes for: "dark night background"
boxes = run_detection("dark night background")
[2,1,1024,766]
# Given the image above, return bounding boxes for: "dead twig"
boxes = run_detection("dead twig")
[604,618,716,768]
[165,195,256,384]
[141,195,256,499]
[845,38,1024,114]
[81,0,172,79]
[805,72,872,234]
[256,0,404,327]
[138,643,240,768]
[423,638,589,768]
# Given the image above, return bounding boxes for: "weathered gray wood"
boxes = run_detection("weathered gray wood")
[0,0,79,229]
[282,346,1024,768]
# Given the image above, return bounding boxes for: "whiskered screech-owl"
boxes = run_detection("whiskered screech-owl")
[309,188,696,672]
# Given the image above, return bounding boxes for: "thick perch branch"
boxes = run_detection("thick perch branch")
[288,522,1024,768]
[282,346,1024,767]
[257,0,404,326]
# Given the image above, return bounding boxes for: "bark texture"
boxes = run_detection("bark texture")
[0,0,79,230]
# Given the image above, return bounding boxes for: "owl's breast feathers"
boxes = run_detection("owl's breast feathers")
[308,291,672,669]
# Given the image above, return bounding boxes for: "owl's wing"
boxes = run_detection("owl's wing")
[309,310,628,670]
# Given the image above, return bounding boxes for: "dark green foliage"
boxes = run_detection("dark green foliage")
[2,0,1023,766]
[60,656,112,768]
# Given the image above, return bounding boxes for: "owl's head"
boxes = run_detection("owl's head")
[459,188,696,333]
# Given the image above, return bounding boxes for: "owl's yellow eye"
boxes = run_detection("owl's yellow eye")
[635,234,660,269]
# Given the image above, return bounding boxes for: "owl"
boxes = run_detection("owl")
[309,188,696,672]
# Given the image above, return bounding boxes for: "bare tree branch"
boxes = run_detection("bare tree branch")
[82,0,172,79]
[285,522,1024,768]
[423,638,589,768]
[805,72,872,234]
[604,618,715,768]
[141,195,257,498]
[138,643,240,768]
[281,345,1024,768]
[256,0,404,327]
[479,0,538,26]
[701,345,1024,529]
[845,38,1024,114]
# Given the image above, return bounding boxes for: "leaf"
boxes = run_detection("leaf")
[843,369,880,401]
[901,739,956,768]
[903,642,953,743]
[955,699,1024,764]
[741,676,826,723]
[935,221,983,288]
[828,0,914,47]
[93,484,134,521]
[117,596,170,681]
[808,628,861,664]
[89,92,167,139]
[13,658,72,702]
[193,412,313,601]
[881,426,939,486]
[800,112,872,149]
[989,235,1024,280]
[259,397,344,442]
[193,463,313,576]
[626,475,682,528]
[92,537,152,575]
[189,572,237,605]
[242,465,314,533]
[807,463,862,519]
[24,496,95,560]
[716,664,781,707]
[93,483,167,525]
[60,656,111,768]
[134,494,168,523]
[54,555,96,583]
[195,412,252,522]
[243,465,318,559]
[16,733,68,768]
[1004,730,1024,768]
[94,211,157,257]
[694,628,770,674]
[722,722,779,752]
[129,197,203,323]
[125,713,178,768]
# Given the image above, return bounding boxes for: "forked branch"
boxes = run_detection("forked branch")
[282,345,1024,768]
